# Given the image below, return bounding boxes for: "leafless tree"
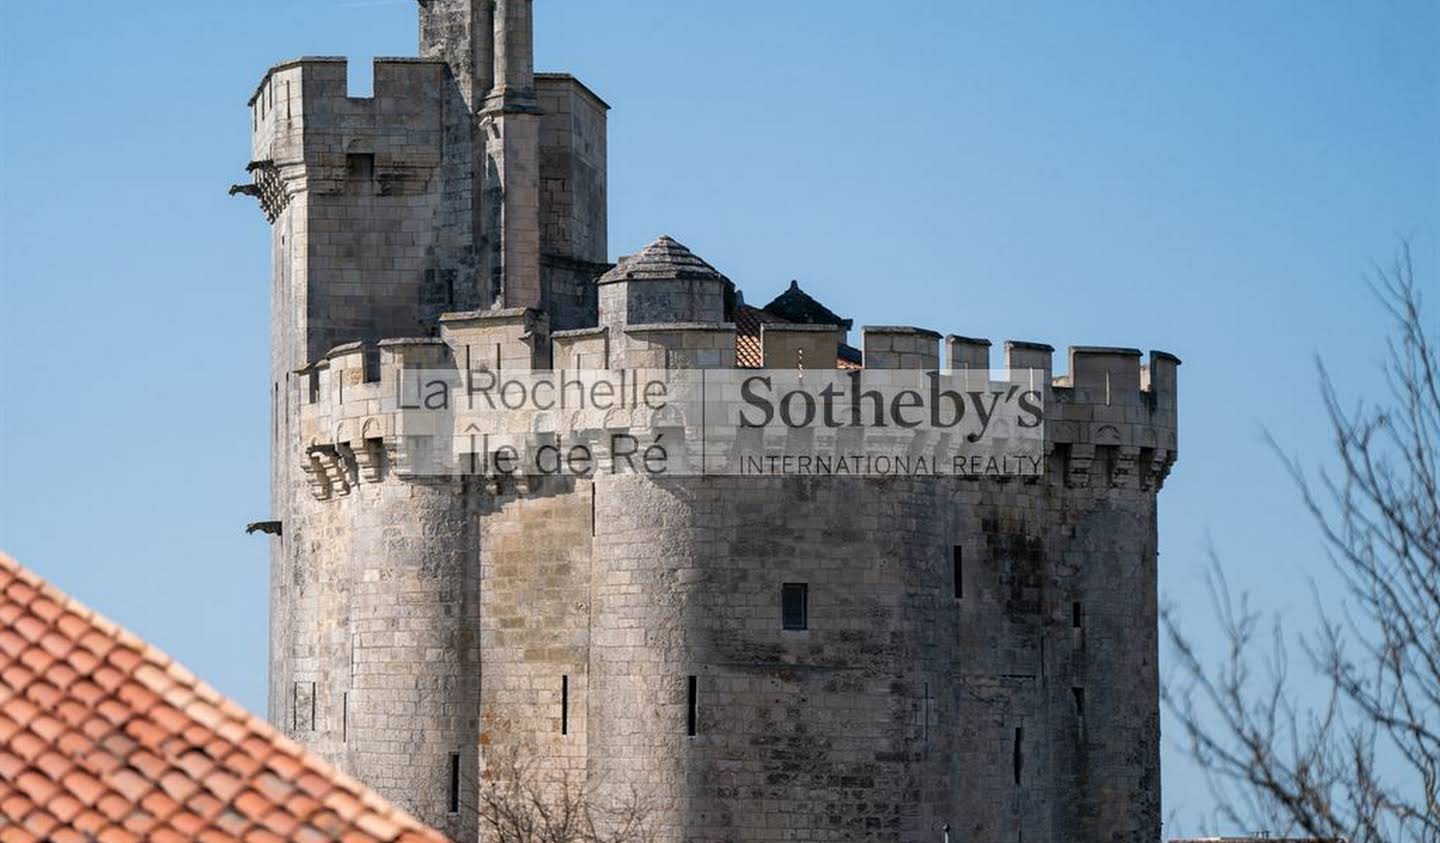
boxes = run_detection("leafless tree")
[472,748,657,843]
[1163,242,1439,842]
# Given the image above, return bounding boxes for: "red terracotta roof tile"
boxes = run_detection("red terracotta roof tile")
[70,808,105,834]
[0,552,450,843]
[3,663,34,690]
[13,616,45,644]
[47,793,83,823]
[60,770,105,806]
[18,647,53,674]
[94,792,132,822]
[39,631,73,660]
[0,631,26,659]
[10,731,45,762]
[0,827,37,843]
[22,810,59,838]
[33,750,71,781]
[6,698,40,728]
[96,827,138,843]
[44,661,79,690]
[29,715,64,744]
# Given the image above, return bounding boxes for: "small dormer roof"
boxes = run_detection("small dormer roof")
[763,279,854,330]
[598,235,732,285]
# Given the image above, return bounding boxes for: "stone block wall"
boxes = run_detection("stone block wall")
[477,483,595,780]
[761,323,843,370]
[863,327,943,370]
[536,74,610,331]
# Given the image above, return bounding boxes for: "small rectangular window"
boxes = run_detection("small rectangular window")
[686,676,698,737]
[1072,601,1084,629]
[1013,727,1024,785]
[782,583,808,631]
[1072,687,1086,717]
[952,546,964,599]
[561,675,570,736]
[448,753,460,814]
[345,153,374,192]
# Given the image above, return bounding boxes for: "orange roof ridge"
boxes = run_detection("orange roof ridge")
[0,551,450,843]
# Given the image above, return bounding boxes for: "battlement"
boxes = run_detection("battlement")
[248,57,446,199]
[761,323,844,371]
[291,316,1178,497]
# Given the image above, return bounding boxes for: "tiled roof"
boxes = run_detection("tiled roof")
[0,553,449,843]
[734,304,788,369]
[735,304,861,369]
[598,235,731,284]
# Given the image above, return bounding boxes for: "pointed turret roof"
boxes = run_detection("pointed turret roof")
[598,235,732,285]
[763,280,853,330]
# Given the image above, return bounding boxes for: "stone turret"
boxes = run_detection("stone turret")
[238,3,607,838]
[597,235,738,369]
[240,5,1179,841]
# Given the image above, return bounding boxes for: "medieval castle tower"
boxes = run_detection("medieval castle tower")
[236,2,1180,840]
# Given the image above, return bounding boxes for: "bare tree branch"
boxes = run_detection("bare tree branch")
[1164,241,1439,843]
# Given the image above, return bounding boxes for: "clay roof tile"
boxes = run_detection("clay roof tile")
[0,553,449,843]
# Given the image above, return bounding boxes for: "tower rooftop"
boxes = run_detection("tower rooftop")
[763,279,854,330]
[598,235,731,285]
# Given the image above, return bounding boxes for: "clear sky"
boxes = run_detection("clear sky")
[1,0,1435,835]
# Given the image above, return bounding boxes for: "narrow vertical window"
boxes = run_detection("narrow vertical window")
[1072,601,1084,629]
[782,583,808,631]
[952,546,963,599]
[922,682,931,745]
[561,675,570,736]
[448,753,460,814]
[1072,687,1086,717]
[686,676,698,737]
[1013,727,1024,785]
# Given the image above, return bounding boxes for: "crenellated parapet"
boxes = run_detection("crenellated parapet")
[292,315,1178,497]
[877,330,1180,489]
[285,230,1177,497]
[240,57,447,215]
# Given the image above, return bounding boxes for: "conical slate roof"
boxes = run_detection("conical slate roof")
[598,235,731,285]
[763,279,853,329]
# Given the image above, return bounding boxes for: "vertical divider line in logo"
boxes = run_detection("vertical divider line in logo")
[701,369,707,477]
[465,345,473,411]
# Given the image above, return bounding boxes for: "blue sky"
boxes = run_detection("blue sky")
[1,0,1435,834]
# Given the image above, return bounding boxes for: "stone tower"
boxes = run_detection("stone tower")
[237,4,1180,842]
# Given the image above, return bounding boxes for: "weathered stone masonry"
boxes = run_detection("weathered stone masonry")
[237,3,1179,841]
